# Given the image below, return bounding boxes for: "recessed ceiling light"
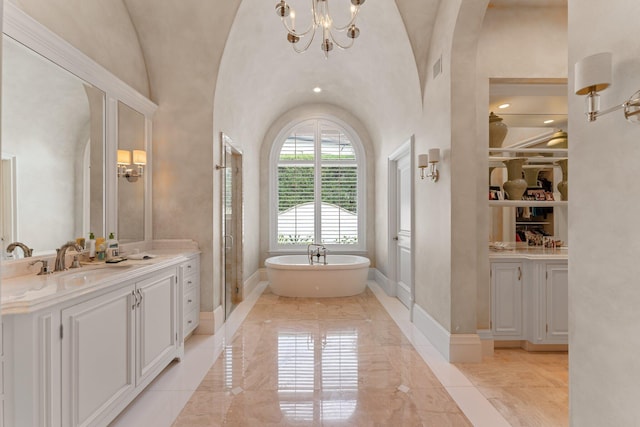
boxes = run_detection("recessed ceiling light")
[498,103,510,109]
[544,119,555,124]
[313,87,322,93]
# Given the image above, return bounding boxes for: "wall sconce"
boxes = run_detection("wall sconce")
[575,52,640,123]
[418,148,440,182]
[117,149,146,182]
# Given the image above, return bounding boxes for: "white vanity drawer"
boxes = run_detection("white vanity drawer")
[183,309,199,336]
[183,273,199,293]
[180,257,199,278]
[183,287,198,314]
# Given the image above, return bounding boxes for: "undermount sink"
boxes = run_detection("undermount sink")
[56,264,135,287]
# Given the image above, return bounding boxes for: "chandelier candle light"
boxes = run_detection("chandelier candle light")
[275,0,366,58]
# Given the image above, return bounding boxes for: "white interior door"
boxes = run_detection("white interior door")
[394,154,413,308]
[388,137,414,311]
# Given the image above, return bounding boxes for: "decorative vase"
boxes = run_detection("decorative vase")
[547,130,568,149]
[557,159,568,200]
[524,167,542,187]
[489,112,508,148]
[502,158,527,200]
[489,166,496,185]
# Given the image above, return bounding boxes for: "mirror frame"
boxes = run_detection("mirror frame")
[3,2,157,246]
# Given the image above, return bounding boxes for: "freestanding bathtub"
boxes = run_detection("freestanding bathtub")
[265,255,370,297]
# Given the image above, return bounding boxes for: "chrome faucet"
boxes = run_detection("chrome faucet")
[54,241,83,272]
[307,243,328,265]
[6,241,33,258]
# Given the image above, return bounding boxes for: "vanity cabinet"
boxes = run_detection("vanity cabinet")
[532,262,569,344]
[491,262,523,339]
[61,283,136,427]
[491,257,568,347]
[61,267,178,427]
[180,255,200,338]
[3,252,200,427]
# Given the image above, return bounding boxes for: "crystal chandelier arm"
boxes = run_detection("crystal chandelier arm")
[281,16,316,37]
[324,1,361,32]
[292,27,318,53]
[328,29,355,50]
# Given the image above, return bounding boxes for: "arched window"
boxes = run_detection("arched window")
[270,118,365,251]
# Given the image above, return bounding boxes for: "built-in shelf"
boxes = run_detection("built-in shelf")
[488,147,568,155]
[516,221,551,225]
[489,200,568,207]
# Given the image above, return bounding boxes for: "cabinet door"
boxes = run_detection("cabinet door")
[491,262,523,338]
[136,268,178,385]
[545,264,568,343]
[61,284,136,427]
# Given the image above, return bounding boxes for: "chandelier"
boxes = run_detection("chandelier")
[275,0,366,58]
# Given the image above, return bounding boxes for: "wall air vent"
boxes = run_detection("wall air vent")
[433,55,442,79]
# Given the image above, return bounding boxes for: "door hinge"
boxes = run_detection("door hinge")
[546,324,549,333]
[546,271,548,280]
[60,324,63,339]
[176,332,178,342]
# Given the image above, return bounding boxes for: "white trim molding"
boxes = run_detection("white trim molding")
[373,268,397,297]
[243,270,261,299]
[477,328,494,357]
[413,303,483,363]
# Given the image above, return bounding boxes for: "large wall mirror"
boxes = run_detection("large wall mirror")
[1,36,105,256]
[1,3,158,260]
[117,102,146,243]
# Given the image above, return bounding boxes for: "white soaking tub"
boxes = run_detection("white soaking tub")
[265,254,370,297]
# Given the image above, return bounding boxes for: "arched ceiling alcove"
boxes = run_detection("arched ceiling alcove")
[215,0,426,153]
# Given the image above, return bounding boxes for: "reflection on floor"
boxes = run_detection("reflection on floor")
[114,281,568,426]
[172,286,472,426]
[456,349,568,427]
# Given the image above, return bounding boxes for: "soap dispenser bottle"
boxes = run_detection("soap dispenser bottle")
[106,232,119,259]
[87,232,96,259]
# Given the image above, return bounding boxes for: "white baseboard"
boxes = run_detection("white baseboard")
[413,303,482,363]
[373,268,397,297]
[259,267,268,282]
[213,306,224,333]
[195,311,215,335]
[396,282,411,309]
[477,329,494,357]
[243,270,261,298]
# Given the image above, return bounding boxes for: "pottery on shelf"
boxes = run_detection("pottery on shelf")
[502,158,527,200]
[524,167,542,187]
[547,130,568,149]
[557,159,568,200]
[489,112,508,148]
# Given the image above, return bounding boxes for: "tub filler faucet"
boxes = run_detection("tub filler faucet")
[307,243,328,265]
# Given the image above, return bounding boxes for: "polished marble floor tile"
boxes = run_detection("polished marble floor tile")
[172,287,472,426]
[115,281,570,427]
[456,349,568,427]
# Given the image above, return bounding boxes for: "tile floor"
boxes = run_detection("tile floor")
[456,349,568,426]
[110,282,566,426]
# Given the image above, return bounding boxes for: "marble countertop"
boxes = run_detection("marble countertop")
[1,248,199,315]
[489,246,568,261]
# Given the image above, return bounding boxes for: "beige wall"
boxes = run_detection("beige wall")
[123,0,240,312]
[568,1,640,424]
[11,0,149,97]
[409,0,488,334]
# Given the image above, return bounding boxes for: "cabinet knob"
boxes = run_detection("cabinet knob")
[188,299,192,303]
[187,280,192,285]
[188,320,192,324]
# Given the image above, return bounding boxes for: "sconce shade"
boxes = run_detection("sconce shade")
[117,149,131,165]
[133,150,147,165]
[575,52,612,95]
[428,148,440,163]
[418,154,429,168]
